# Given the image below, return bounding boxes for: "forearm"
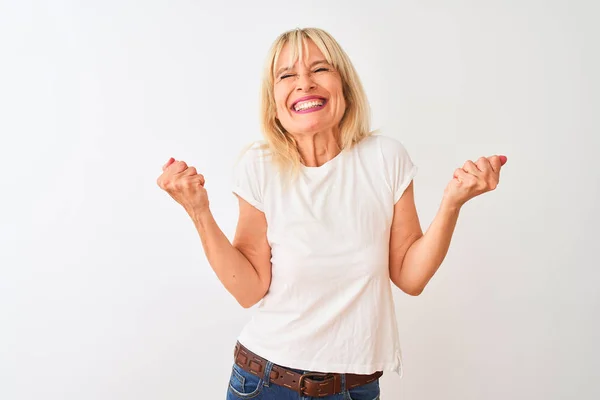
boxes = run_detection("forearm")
[188,207,264,306]
[397,199,461,294]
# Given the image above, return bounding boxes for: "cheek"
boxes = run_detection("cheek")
[339,96,347,113]
[332,90,346,115]
[273,89,290,118]
[275,102,289,121]
[321,79,345,112]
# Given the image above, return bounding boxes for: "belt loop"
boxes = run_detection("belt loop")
[263,361,274,387]
[341,373,347,394]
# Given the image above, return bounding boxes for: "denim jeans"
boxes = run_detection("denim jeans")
[226,360,381,400]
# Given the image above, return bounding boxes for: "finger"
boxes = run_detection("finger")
[462,160,481,176]
[487,156,501,173]
[174,168,204,187]
[182,166,197,176]
[162,157,175,171]
[180,174,205,188]
[475,157,492,173]
[455,168,472,184]
[170,160,188,174]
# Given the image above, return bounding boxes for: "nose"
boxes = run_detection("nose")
[296,72,317,92]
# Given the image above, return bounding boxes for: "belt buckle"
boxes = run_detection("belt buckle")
[298,372,336,397]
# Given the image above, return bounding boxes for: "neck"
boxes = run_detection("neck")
[292,128,340,167]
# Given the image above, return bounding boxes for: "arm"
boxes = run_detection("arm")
[189,197,272,308]
[389,155,505,295]
[388,181,459,296]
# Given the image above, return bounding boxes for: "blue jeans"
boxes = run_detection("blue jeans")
[226,360,381,400]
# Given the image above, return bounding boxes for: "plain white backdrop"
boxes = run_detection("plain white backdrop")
[1,1,599,399]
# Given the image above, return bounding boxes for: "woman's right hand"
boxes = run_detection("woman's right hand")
[156,157,209,214]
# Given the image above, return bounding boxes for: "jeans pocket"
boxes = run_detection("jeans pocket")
[228,363,264,399]
[347,379,380,400]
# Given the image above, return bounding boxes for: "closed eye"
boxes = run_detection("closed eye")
[278,67,329,80]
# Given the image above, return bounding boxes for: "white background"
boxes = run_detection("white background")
[1,1,599,399]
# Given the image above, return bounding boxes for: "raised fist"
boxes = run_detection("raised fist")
[443,155,507,208]
[156,157,209,214]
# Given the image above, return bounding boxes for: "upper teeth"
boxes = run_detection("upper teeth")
[294,100,324,111]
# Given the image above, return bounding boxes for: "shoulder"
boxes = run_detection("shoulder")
[356,133,412,158]
[238,140,270,158]
[232,140,277,187]
[235,140,272,167]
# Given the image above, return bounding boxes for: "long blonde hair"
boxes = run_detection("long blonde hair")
[259,27,374,176]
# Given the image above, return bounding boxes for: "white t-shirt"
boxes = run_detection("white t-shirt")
[231,134,417,376]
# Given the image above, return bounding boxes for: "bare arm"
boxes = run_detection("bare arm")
[389,181,459,295]
[188,197,272,308]
[389,155,505,295]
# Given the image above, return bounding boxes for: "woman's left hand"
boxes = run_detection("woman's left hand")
[443,155,507,209]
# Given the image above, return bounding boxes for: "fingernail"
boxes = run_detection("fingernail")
[499,155,507,165]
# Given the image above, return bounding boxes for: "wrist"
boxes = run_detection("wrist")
[187,205,212,224]
[440,196,462,214]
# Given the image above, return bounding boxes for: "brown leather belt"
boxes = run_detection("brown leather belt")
[233,341,383,397]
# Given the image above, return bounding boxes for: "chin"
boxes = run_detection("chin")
[291,120,334,135]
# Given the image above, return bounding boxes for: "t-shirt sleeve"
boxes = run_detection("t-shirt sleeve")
[231,144,265,212]
[381,136,418,204]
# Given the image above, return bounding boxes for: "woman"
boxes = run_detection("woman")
[157,28,506,400]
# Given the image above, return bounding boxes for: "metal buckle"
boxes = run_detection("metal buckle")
[298,372,335,396]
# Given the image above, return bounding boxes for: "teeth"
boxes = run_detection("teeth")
[294,100,324,111]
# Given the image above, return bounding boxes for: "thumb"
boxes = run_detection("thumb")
[487,155,507,172]
[162,157,175,171]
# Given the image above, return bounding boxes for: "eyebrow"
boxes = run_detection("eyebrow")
[275,59,330,77]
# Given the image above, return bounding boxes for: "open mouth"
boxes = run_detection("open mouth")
[291,97,327,113]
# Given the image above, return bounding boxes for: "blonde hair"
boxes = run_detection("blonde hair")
[259,27,374,176]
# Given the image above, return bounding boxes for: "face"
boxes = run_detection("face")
[273,39,346,137]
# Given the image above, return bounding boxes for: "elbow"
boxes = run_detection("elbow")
[238,300,255,309]
[236,287,268,309]
[392,277,424,296]
[404,286,424,296]
[237,295,260,309]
